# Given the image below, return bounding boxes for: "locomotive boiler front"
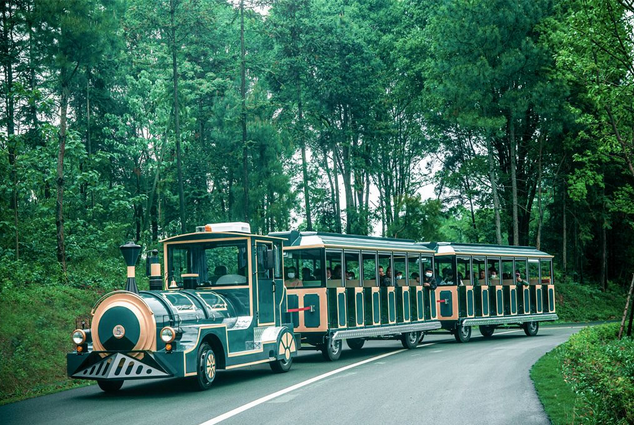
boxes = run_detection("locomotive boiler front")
[91,291,158,354]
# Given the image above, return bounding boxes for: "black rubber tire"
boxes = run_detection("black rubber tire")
[195,342,217,390]
[270,356,293,373]
[346,338,365,350]
[97,380,123,392]
[418,332,426,345]
[401,331,420,349]
[321,338,342,361]
[523,321,539,336]
[454,324,472,343]
[479,325,495,338]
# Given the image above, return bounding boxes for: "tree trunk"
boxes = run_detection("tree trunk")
[331,148,342,233]
[170,0,186,233]
[486,137,503,244]
[56,84,69,274]
[298,86,312,230]
[536,137,543,250]
[562,183,567,275]
[509,119,519,246]
[600,222,607,290]
[2,0,18,258]
[240,0,249,223]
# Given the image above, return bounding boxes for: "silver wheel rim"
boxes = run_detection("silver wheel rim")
[407,332,418,344]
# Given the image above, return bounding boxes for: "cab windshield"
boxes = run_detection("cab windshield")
[167,240,249,287]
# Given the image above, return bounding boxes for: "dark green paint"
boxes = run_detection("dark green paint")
[440,291,452,317]
[304,294,321,328]
[373,291,380,323]
[338,292,346,327]
[356,292,363,325]
[98,306,140,351]
[467,289,474,316]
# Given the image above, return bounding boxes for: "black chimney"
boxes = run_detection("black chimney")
[120,242,142,294]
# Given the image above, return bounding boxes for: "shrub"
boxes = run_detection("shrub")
[560,323,634,424]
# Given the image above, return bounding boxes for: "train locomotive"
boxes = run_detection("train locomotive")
[67,223,297,392]
[67,223,559,392]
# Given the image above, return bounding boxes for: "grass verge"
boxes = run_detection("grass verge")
[531,346,584,425]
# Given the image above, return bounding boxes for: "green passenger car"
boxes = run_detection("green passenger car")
[67,223,298,392]
[425,242,558,342]
[269,231,443,360]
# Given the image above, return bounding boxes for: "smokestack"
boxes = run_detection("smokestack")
[120,242,142,294]
[148,249,163,291]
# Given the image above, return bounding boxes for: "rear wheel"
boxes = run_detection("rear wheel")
[523,321,539,336]
[195,342,217,390]
[479,325,495,338]
[346,338,365,350]
[97,380,123,393]
[401,331,420,349]
[454,324,472,343]
[418,332,426,345]
[320,338,342,361]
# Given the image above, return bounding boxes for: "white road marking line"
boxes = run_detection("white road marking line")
[494,330,523,335]
[200,344,436,425]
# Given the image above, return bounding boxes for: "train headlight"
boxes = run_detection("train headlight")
[160,327,176,343]
[72,329,87,345]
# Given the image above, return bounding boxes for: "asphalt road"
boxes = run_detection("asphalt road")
[1,325,581,425]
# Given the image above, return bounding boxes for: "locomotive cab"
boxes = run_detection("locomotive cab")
[67,223,297,392]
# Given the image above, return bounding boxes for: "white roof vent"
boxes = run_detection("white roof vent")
[198,222,251,234]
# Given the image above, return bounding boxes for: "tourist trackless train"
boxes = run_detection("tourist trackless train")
[67,223,557,392]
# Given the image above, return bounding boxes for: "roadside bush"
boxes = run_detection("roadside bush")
[561,323,634,424]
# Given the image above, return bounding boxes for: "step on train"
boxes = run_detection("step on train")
[67,222,557,392]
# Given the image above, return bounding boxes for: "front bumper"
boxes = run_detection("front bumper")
[67,351,172,381]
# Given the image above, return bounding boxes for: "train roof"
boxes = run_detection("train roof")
[422,242,553,258]
[268,231,435,254]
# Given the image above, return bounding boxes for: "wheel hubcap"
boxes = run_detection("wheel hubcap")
[204,352,215,380]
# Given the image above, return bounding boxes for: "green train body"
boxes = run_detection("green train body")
[67,223,297,392]
[67,224,559,392]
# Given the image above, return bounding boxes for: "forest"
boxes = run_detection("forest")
[1,0,634,290]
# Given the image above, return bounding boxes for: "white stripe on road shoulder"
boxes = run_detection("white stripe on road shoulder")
[199,344,436,425]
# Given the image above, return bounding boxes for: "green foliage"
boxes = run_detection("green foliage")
[560,324,634,424]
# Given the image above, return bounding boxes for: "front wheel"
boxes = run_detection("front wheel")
[401,331,420,349]
[271,330,295,373]
[195,342,217,390]
[346,338,365,350]
[97,380,123,392]
[523,321,539,336]
[454,324,472,343]
[479,325,495,338]
[270,356,293,373]
[321,338,342,361]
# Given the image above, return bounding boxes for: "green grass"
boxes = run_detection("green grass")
[553,282,626,322]
[531,346,585,425]
[0,285,99,405]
